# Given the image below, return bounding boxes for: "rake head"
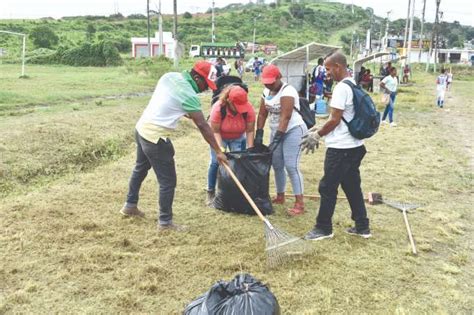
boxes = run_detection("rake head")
[383,199,421,212]
[263,220,313,268]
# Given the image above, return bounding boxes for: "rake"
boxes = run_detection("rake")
[369,193,420,255]
[222,163,312,267]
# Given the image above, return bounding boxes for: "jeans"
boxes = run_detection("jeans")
[315,145,369,233]
[271,125,307,195]
[207,135,246,191]
[382,92,396,123]
[126,131,176,225]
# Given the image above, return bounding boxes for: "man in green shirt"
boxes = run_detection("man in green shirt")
[120,61,227,231]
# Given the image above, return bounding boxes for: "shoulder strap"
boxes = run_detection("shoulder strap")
[341,79,356,125]
[220,105,227,120]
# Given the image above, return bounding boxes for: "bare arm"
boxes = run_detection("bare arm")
[278,96,294,132]
[189,111,227,163]
[256,97,268,130]
[210,122,223,148]
[317,108,343,137]
[246,121,255,147]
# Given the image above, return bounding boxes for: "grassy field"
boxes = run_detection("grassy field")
[0,64,473,314]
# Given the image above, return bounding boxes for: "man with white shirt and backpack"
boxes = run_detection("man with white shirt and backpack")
[300,52,376,241]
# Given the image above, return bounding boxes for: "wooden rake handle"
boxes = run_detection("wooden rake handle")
[402,210,418,255]
[221,162,268,224]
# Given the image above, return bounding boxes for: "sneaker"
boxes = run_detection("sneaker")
[303,228,334,241]
[158,223,187,232]
[381,120,388,125]
[272,193,285,205]
[390,122,397,127]
[206,189,215,207]
[120,205,145,217]
[287,202,304,216]
[346,227,372,239]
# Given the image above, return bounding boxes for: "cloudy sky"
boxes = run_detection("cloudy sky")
[0,0,472,26]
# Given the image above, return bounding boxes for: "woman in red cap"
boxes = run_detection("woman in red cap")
[206,85,256,205]
[254,64,307,215]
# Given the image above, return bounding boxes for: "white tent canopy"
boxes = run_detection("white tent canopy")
[270,42,341,96]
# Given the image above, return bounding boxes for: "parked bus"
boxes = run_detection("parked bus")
[189,42,245,58]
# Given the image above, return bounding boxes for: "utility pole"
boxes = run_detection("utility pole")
[434,9,443,72]
[427,1,441,72]
[173,0,178,40]
[406,0,416,65]
[211,0,215,43]
[158,0,163,56]
[418,0,426,63]
[147,0,151,57]
[384,10,392,50]
[402,0,411,55]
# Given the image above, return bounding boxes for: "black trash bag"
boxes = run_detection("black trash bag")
[213,146,273,215]
[183,273,280,315]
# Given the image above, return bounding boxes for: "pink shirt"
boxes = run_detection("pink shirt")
[210,101,256,139]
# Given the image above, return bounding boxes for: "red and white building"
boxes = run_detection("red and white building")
[131,32,175,59]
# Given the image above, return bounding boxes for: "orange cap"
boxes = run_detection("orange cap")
[228,86,251,113]
[261,64,281,85]
[193,61,217,90]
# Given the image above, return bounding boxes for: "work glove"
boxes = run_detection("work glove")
[300,129,320,154]
[254,129,264,146]
[268,130,285,153]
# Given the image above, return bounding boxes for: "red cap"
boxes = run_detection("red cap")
[228,86,251,113]
[261,64,281,85]
[193,61,217,91]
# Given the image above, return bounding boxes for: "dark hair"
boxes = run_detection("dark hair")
[441,68,446,73]
[318,57,324,65]
[390,67,397,72]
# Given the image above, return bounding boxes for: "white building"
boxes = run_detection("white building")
[131,32,175,59]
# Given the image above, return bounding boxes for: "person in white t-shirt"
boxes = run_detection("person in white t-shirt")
[300,52,371,240]
[436,69,448,108]
[254,64,307,216]
[380,67,399,127]
[120,61,227,231]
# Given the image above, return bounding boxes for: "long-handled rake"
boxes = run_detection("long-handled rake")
[369,193,420,255]
[222,163,312,267]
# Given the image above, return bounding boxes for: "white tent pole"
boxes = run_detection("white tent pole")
[21,34,26,77]
[306,44,309,99]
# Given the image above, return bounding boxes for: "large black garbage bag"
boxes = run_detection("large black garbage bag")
[213,146,273,215]
[183,273,280,315]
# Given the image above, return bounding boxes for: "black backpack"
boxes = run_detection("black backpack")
[280,84,315,129]
[341,80,380,139]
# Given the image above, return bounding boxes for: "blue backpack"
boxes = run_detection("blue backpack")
[342,80,380,139]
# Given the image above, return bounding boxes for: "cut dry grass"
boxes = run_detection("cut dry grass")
[1,67,473,314]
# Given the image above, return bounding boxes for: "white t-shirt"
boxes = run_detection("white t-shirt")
[437,74,448,89]
[262,83,305,132]
[324,78,364,149]
[381,75,398,93]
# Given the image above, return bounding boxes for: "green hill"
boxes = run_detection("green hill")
[0,1,472,64]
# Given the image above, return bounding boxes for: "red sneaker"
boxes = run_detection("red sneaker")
[287,203,304,216]
[272,193,285,204]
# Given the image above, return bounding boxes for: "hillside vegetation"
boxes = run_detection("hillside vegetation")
[1,1,473,65]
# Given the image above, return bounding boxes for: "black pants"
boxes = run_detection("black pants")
[126,131,176,225]
[316,145,369,233]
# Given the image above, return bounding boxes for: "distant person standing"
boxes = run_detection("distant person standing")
[446,69,453,91]
[380,67,398,127]
[436,69,448,108]
[235,57,244,79]
[402,64,410,84]
[253,57,263,81]
[311,58,326,98]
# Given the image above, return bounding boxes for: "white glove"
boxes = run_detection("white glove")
[300,129,321,154]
